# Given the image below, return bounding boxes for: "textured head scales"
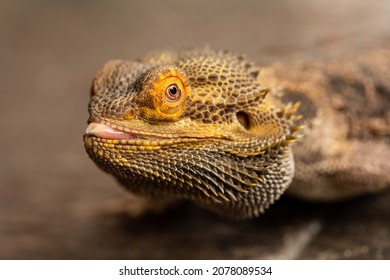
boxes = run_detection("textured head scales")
[84,48,301,219]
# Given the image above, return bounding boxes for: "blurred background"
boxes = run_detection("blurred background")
[0,0,389,259]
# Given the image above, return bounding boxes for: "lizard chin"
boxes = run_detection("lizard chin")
[86,122,137,140]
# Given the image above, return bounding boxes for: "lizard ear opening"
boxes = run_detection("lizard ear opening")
[236,111,251,130]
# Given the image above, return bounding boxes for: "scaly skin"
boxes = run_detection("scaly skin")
[84,46,390,219]
[262,46,390,201]
[84,48,301,219]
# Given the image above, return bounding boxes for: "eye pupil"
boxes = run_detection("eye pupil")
[166,84,181,101]
[169,86,177,95]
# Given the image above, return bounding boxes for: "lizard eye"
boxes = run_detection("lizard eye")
[166,84,181,102]
[137,67,189,121]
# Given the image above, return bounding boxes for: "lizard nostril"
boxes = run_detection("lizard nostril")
[236,111,251,130]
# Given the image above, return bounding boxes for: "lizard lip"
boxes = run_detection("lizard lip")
[85,122,137,140]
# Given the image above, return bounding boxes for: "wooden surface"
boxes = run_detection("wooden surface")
[0,0,389,259]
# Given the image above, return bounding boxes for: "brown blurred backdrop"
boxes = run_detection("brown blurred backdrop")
[0,0,389,259]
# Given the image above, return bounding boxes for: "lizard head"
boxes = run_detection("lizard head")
[84,49,301,218]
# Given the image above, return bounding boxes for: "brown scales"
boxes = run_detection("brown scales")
[84,46,390,219]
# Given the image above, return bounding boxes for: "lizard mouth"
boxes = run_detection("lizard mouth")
[85,122,177,141]
[85,122,138,140]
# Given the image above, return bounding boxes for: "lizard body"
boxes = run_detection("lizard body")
[84,46,390,219]
[263,46,390,201]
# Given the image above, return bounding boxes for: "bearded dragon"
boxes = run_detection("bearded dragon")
[84,46,390,219]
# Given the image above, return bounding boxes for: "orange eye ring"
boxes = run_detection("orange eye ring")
[166,84,181,102]
[137,67,189,121]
